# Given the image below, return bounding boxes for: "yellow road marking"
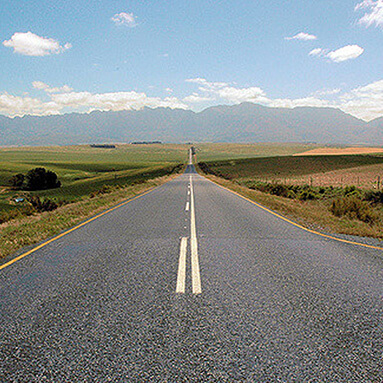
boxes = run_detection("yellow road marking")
[0,187,157,271]
[207,178,383,252]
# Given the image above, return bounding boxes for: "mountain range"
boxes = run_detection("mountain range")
[0,103,382,146]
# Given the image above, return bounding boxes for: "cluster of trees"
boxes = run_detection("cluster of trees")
[9,168,61,191]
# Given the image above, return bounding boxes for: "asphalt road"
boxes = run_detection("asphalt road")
[1,164,383,382]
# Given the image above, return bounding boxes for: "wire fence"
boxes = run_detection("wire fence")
[256,175,383,189]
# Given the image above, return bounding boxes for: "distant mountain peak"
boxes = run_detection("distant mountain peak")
[0,103,381,146]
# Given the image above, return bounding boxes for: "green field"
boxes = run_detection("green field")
[198,155,383,181]
[0,143,318,221]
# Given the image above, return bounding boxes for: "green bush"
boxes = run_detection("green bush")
[24,168,61,191]
[343,185,360,197]
[297,190,316,201]
[27,195,58,212]
[364,190,383,204]
[9,173,25,189]
[330,196,376,223]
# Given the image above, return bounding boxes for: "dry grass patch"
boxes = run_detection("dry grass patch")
[201,173,383,240]
[290,163,383,189]
[295,147,383,156]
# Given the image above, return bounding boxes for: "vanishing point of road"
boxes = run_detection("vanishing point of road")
[1,154,383,382]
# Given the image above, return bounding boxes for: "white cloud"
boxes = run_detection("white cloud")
[327,45,364,63]
[355,0,383,28]
[111,12,137,27]
[3,32,71,56]
[0,93,61,117]
[186,78,229,90]
[309,48,326,57]
[51,91,187,112]
[0,82,189,117]
[215,86,267,103]
[183,93,214,103]
[185,78,267,104]
[315,88,341,96]
[339,79,383,120]
[309,45,364,62]
[285,32,317,41]
[269,97,332,109]
[32,81,73,94]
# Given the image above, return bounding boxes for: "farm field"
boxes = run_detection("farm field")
[295,147,383,156]
[0,142,318,218]
[291,163,383,189]
[199,155,383,188]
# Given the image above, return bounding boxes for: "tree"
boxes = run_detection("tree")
[9,173,25,188]
[25,168,61,191]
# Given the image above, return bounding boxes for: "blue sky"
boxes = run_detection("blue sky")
[1,0,383,120]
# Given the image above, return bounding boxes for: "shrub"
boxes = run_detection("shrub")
[9,173,25,189]
[25,168,61,191]
[364,190,383,205]
[27,195,58,212]
[269,184,290,198]
[330,196,376,223]
[297,190,316,201]
[343,185,360,197]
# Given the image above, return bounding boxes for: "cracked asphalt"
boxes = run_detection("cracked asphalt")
[0,165,382,382]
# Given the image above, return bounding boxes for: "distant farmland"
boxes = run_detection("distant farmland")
[198,155,383,189]
[0,142,318,218]
[294,147,383,156]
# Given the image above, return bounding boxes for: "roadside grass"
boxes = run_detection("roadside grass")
[199,173,383,239]
[0,172,180,261]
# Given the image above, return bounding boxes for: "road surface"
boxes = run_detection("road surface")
[0,164,383,382]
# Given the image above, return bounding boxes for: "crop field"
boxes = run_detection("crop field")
[0,142,318,218]
[0,144,185,220]
[199,155,383,186]
[295,147,383,156]
[290,163,383,189]
[194,142,318,161]
[0,142,318,187]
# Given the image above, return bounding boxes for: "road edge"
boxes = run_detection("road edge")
[0,177,177,271]
[202,174,383,252]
